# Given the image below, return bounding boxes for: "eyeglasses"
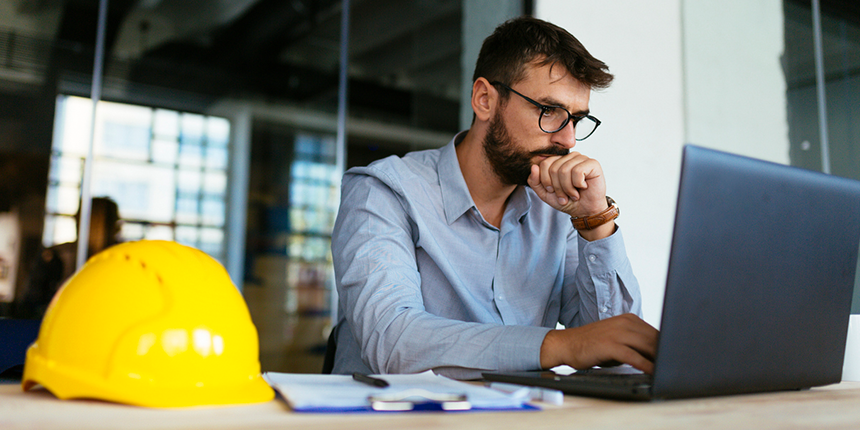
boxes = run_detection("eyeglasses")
[490,81,601,141]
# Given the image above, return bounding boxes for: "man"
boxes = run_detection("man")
[17,197,121,319]
[330,16,658,380]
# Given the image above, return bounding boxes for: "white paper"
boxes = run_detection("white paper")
[263,370,529,412]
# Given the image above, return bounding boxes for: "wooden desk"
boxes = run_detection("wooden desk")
[2,381,860,430]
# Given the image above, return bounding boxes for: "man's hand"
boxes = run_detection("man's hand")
[527,152,607,219]
[527,152,615,241]
[539,314,659,374]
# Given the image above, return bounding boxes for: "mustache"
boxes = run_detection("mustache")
[530,146,570,157]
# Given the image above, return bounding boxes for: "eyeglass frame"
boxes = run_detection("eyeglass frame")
[489,81,601,141]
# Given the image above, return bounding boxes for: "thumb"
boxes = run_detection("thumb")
[527,165,546,198]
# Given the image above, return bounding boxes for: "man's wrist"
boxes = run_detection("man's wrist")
[539,330,562,369]
[570,196,619,231]
[570,196,618,241]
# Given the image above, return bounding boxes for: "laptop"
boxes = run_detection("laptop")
[484,144,860,400]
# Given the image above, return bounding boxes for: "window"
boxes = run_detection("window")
[44,96,230,262]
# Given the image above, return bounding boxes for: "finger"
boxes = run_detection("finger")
[623,332,659,362]
[606,313,660,341]
[544,158,572,206]
[614,313,658,333]
[622,315,661,346]
[612,315,660,359]
[569,158,599,191]
[614,346,655,375]
[527,164,541,187]
[594,315,658,364]
[555,157,587,201]
[553,152,595,200]
[538,157,557,194]
[574,341,654,374]
[538,157,571,205]
[527,165,547,198]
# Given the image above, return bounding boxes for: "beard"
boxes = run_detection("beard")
[482,111,569,186]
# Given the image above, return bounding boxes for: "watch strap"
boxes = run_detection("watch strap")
[571,196,619,230]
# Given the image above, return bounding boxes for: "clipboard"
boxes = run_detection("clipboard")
[263,370,536,413]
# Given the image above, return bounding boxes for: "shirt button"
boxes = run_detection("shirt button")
[588,254,597,263]
[600,305,609,313]
[498,295,504,301]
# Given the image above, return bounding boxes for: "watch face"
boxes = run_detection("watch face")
[606,196,618,216]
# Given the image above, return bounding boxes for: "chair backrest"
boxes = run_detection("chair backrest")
[321,324,337,374]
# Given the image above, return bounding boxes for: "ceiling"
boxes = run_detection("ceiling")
[1,0,859,136]
[1,0,466,134]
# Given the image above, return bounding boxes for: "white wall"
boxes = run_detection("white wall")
[682,1,789,162]
[536,0,686,326]
[536,0,859,381]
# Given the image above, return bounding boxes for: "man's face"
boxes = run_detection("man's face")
[482,109,568,186]
[482,63,592,186]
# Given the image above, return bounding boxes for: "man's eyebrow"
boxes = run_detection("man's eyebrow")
[537,96,589,115]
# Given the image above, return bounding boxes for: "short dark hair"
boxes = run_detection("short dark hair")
[473,16,614,92]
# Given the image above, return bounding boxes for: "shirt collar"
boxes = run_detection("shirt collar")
[438,131,532,226]
[439,131,474,225]
[506,185,532,226]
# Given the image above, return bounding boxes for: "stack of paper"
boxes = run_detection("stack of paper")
[263,370,535,413]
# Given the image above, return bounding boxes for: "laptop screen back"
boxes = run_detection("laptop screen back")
[652,145,860,399]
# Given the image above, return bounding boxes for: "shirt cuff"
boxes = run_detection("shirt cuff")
[495,325,553,372]
[577,225,629,276]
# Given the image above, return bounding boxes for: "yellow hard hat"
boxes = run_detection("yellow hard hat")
[22,240,274,408]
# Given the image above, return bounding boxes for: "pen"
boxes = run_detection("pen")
[352,372,389,388]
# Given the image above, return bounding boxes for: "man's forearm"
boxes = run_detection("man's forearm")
[347,307,551,378]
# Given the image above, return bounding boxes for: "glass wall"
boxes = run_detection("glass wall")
[785,0,860,180]
[783,0,860,313]
[0,0,462,371]
[243,123,341,373]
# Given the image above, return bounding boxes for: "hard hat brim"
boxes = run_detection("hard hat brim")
[23,348,275,408]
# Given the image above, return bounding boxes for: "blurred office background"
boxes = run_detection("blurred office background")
[0,0,857,376]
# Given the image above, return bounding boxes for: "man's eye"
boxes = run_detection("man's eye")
[541,107,556,117]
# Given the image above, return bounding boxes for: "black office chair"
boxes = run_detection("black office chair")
[0,319,41,380]
[321,324,337,374]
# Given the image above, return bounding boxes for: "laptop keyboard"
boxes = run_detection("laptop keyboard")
[565,372,654,386]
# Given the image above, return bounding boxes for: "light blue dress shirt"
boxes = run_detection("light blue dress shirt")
[331,132,641,380]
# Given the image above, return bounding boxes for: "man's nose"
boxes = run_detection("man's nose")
[552,120,577,150]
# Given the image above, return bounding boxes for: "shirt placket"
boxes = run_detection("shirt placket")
[492,224,519,325]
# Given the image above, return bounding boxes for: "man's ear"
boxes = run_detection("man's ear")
[471,78,496,123]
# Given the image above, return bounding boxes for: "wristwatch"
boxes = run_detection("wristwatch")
[571,196,619,230]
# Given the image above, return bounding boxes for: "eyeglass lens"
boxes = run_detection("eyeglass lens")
[539,109,598,140]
